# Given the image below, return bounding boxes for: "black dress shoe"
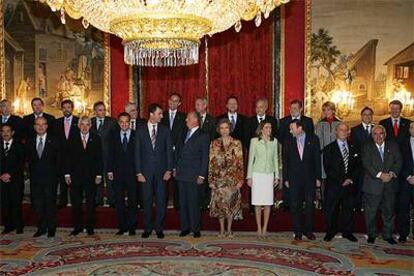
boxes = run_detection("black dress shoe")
[343,234,358,242]
[179,230,190,237]
[70,229,83,236]
[294,234,302,241]
[193,231,201,238]
[33,230,46,238]
[323,234,334,242]
[87,229,95,236]
[398,236,407,243]
[129,230,136,236]
[1,228,13,235]
[367,236,376,244]
[16,229,24,234]
[385,238,397,245]
[47,230,56,238]
[141,231,151,238]
[116,230,126,235]
[156,232,165,239]
[305,233,316,240]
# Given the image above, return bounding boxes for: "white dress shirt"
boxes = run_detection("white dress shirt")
[120,129,131,142]
[3,139,13,150]
[36,133,47,146]
[187,126,199,140]
[257,115,265,122]
[147,122,158,135]
[228,112,238,122]
[375,142,385,178]
[362,122,373,134]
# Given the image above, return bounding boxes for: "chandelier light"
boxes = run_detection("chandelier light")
[40,0,289,67]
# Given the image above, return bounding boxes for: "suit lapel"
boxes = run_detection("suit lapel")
[184,129,199,148]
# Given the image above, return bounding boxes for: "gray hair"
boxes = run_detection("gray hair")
[78,116,91,125]
[371,125,386,136]
[124,102,137,113]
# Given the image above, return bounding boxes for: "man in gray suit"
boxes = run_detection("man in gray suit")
[362,125,402,244]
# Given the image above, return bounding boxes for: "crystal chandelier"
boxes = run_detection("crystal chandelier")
[40,0,289,67]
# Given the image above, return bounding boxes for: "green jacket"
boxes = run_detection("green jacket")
[247,137,279,179]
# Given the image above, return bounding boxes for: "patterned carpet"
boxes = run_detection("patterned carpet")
[1,228,413,275]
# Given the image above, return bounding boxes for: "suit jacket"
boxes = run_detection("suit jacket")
[361,141,402,195]
[401,138,414,181]
[323,140,359,191]
[65,133,103,181]
[175,128,209,183]
[200,113,217,141]
[245,115,278,147]
[350,123,373,152]
[135,123,173,177]
[91,116,116,168]
[379,117,411,145]
[0,139,24,184]
[282,134,321,186]
[54,116,79,147]
[0,115,24,142]
[277,115,314,143]
[23,113,55,140]
[107,129,136,180]
[161,110,186,147]
[26,134,61,182]
[217,113,247,146]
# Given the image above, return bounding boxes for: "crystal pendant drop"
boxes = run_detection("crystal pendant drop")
[60,9,66,24]
[82,18,90,29]
[254,12,262,27]
[234,21,242,32]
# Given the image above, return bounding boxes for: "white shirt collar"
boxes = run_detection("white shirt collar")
[228,112,237,119]
[81,132,90,140]
[36,133,47,142]
[257,114,265,121]
[337,139,348,147]
[96,117,105,122]
[120,129,131,139]
[189,126,199,135]
[291,114,301,120]
[376,142,385,149]
[2,114,10,120]
[391,117,400,124]
[3,139,12,147]
[362,122,372,128]
[35,113,44,118]
[169,109,177,115]
[64,115,73,121]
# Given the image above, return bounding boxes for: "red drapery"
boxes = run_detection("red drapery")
[110,1,306,117]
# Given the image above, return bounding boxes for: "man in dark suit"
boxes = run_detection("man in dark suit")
[379,100,411,146]
[0,99,24,143]
[1,124,24,234]
[350,106,375,211]
[161,93,186,210]
[23,98,55,140]
[362,125,402,244]
[26,117,61,238]
[174,111,209,238]
[91,101,116,207]
[396,122,414,243]
[217,96,247,146]
[323,123,359,242]
[65,116,103,236]
[107,113,137,236]
[136,104,173,239]
[282,119,321,241]
[277,100,314,211]
[195,97,216,210]
[54,99,79,208]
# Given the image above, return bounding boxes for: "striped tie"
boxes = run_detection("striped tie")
[4,142,10,156]
[151,125,157,149]
[342,142,349,174]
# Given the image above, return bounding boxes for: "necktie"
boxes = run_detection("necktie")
[98,119,103,131]
[82,135,87,150]
[122,132,128,152]
[365,124,370,137]
[37,137,44,158]
[379,145,384,161]
[64,118,70,139]
[201,115,205,127]
[4,142,10,156]
[230,115,236,131]
[185,129,192,143]
[259,117,264,123]
[2,117,7,124]
[393,119,399,137]
[297,140,304,160]
[151,125,157,149]
[169,112,174,130]
[342,142,349,173]
[131,120,135,130]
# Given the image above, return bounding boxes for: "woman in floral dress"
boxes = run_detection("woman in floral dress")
[209,118,244,238]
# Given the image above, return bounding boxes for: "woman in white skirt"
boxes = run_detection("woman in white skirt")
[247,121,280,238]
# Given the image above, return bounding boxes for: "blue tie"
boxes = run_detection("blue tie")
[379,145,384,161]
[122,132,128,152]
[185,130,192,143]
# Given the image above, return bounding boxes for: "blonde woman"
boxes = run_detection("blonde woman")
[247,121,280,238]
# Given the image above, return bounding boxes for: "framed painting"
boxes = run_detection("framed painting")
[1,0,111,117]
[305,0,414,125]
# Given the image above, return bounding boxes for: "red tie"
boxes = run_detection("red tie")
[393,119,399,137]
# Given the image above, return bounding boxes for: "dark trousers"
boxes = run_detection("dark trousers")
[31,179,57,232]
[58,176,68,206]
[178,181,201,233]
[114,177,137,231]
[1,181,23,231]
[290,181,316,235]
[323,185,355,236]
[71,179,97,231]
[397,180,413,239]
[142,173,166,233]
[282,185,290,209]
[364,186,396,239]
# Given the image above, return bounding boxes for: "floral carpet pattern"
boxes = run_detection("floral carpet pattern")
[0,229,413,275]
